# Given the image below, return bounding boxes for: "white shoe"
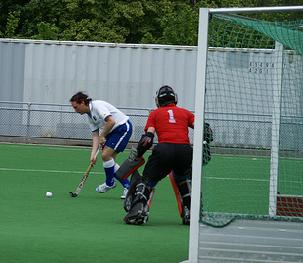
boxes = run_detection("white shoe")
[121,188,128,199]
[96,182,116,193]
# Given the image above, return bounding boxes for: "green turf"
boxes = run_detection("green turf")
[0,143,189,263]
[1,143,302,262]
[202,153,303,215]
[202,155,270,215]
[278,157,303,195]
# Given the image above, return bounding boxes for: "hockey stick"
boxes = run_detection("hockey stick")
[69,162,94,197]
[69,147,100,197]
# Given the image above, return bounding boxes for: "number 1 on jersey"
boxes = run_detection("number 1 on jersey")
[167,109,176,123]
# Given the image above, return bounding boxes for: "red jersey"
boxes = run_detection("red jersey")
[144,104,194,144]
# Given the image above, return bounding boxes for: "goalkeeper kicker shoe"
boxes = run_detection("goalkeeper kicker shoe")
[124,202,149,225]
[96,182,116,193]
[182,206,190,225]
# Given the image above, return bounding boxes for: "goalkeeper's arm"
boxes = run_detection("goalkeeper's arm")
[137,128,155,158]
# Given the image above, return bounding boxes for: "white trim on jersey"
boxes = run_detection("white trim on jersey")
[87,100,129,132]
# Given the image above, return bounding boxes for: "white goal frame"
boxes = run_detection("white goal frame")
[187,6,303,263]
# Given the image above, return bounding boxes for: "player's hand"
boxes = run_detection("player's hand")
[140,136,151,146]
[99,136,106,146]
[90,155,97,165]
[137,132,154,157]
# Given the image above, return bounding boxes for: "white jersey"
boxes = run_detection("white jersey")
[87,100,129,132]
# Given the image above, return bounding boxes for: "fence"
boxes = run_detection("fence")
[0,101,150,145]
[1,101,302,154]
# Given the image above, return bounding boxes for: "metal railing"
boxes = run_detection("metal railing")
[0,101,150,144]
[1,101,302,152]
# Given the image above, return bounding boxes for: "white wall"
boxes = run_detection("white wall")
[0,38,302,149]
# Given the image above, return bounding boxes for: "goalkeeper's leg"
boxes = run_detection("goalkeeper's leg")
[116,131,155,180]
[123,170,142,212]
[171,168,192,225]
[115,146,145,180]
[124,178,153,225]
[123,144,173,225]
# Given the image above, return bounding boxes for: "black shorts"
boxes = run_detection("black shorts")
[142,143,193,186]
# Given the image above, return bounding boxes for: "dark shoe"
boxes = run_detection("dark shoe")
[124,202,149,225]
[182,206,190,225]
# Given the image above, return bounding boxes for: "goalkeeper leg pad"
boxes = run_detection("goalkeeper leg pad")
[115,157,145,180]
[168,172,183,217]
[169,172,191,217]
[177,179,191,210]
[178,180,191,225]
[124,182,152,225]
[124,170,142,212]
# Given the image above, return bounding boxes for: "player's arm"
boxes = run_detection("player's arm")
[99,115,115,145]
[137,127,155,157]
[189,111,195,129]
[146,127,155,133]
[91,130,100,164]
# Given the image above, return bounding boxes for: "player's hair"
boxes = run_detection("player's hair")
[155,85,178,107]
[70,92,92,105]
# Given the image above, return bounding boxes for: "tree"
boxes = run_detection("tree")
[0,0,301,45]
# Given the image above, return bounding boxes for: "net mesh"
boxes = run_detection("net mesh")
[213,14,303,54]
[201,13,303,227]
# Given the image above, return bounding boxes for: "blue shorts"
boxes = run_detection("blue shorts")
[105,120,132,153]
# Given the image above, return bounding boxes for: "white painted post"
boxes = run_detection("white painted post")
[269,42,284,216]
[187,8,210,263]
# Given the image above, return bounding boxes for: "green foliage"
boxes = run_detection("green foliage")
[61,19,127,42]
[5,10,21,37]
[0,0,302,45]
[33,22,59,40]
[160,4,199,45]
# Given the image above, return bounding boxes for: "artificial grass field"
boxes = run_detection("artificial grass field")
[0,143,189,263]
[1,143,302,262]
[203,150,303,216]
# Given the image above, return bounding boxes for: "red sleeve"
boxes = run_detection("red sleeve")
[144,110,156,132]
[188,111,195,128]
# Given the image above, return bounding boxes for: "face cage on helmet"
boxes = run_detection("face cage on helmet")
[155,88,178,107]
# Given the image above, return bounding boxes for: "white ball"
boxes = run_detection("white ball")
[46,191,53,197]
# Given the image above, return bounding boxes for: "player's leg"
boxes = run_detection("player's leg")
[96,121,132,194]
[113,162,130,198]
[171,169,192,225]
[95,148,117,192]
[124,170,142,212]
[124,144,172,225]
[172,144,193,225]
[123,176,152,225]
[168,172,184,217]
[124,170,156,212]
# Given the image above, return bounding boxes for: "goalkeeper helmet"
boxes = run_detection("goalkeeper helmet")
[155,85,178,107]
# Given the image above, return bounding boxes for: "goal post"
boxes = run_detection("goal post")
[269,41,283,217]
[189,8,209,262]
[188,6,303,263]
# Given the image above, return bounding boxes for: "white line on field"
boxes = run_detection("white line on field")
[204,177,268,182]
[0,167,103,175]
[204,177,303,184]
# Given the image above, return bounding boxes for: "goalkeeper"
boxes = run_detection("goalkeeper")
[123,85,195,225]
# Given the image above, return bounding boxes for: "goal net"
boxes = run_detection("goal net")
[189,6,303,261]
